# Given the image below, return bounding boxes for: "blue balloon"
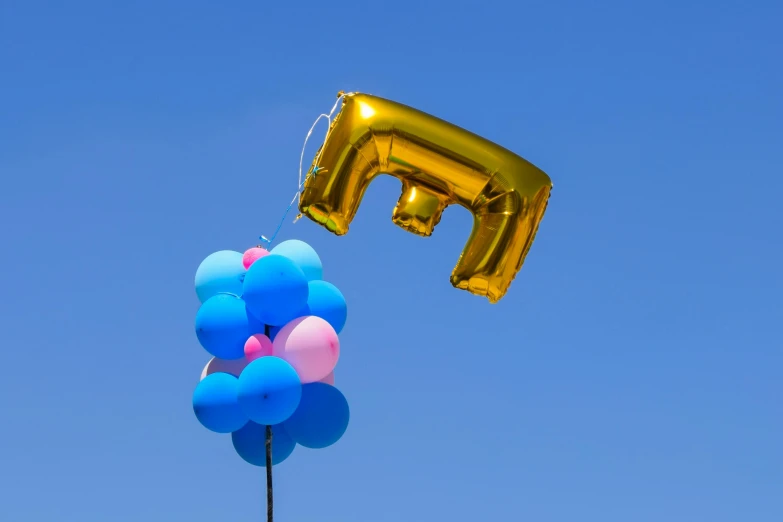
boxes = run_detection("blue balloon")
[232,422,296,467]
[305,280,347,334]
[283,382,349,449]
[243,254,309,326]
[193,373,249,433]
[194,294,251,359]
[262,280,345,337]
[195,250,246,303]
[238,357,302,425]
[270,240,323,281]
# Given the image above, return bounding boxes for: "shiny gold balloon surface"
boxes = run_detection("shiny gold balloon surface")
[299,92,552,303]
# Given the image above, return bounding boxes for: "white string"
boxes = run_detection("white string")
[259,93,349,247]
[297,93,347,205]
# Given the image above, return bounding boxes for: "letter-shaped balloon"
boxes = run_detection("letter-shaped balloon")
[299,92,552,303]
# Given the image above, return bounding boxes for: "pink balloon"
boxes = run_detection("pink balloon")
[319,371,335,385]
[244,334,274,362]
[273,316,339,383]
[200,356,248,380]
[242,247,269,269]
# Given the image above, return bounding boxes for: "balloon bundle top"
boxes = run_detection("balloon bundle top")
[192,240,350,467]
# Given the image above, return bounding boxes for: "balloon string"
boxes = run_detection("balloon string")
[297,94,345,204]
[259,93,348,249]
[258,180,307,249]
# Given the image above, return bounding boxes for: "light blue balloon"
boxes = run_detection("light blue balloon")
[283,382,349,449]
[238,357,302,425]
[305,280,347,334]
[232,422,296,467]
[193,373,249,433]
[195,250,246,303]
[195,294,251,359]
[243,254,309,326]
[270,240,323,281]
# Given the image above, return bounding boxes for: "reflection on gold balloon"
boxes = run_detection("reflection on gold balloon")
[299,92,552,303]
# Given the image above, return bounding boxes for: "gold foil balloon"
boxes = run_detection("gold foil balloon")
[298,92,552,303]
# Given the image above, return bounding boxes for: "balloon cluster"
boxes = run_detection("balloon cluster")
[192,240,350,466]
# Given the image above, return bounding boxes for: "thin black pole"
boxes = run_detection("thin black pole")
[265,424,273,522]
[263,324,274,522]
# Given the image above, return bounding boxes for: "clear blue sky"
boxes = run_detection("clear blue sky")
[1,1,781,521]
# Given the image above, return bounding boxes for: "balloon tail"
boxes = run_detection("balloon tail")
[266,424,273,522]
